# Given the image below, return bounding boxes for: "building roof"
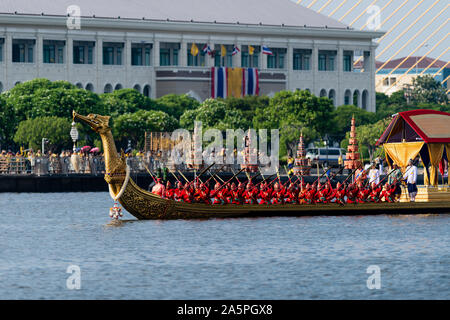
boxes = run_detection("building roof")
[376,56,448,70]
[377,109,450,145]
[0,0,347,29]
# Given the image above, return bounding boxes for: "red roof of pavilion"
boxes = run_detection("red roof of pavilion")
[376,109,450,145]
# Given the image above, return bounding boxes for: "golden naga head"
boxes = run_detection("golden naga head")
[73,111,111,133]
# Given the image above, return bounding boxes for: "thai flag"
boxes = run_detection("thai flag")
[262,45,273,55]
[243,68,259,96]
[211,67,227,98]
[202,44,211,55]
[232,45,240,56]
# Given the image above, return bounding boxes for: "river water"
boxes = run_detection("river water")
[0,192,449,299]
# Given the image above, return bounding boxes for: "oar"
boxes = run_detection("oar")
[204,164,226,184]
[211,167,245,196]
[230,168,241,183]
[143,163,157,183]
[177,170,190,184]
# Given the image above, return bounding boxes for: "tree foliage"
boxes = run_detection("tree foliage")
[332,105,376,141]
[13,117,72,152]
[101,88,158,117]
[253,90,334,156]
[113,110,178,149]
[156,94,201,119]
[411,75,448,104]
[341,118,390,162]
[180,98,250,131]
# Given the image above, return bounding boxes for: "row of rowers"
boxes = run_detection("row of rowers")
[150,178,400,205]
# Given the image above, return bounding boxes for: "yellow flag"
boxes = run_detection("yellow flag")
[249,45,255,56]
[221,44,226,57]
[190,43,199,57]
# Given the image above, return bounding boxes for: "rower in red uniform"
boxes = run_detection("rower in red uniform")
[284,183,297,204]
[230,183,243,204]
[243,181,257,204]
[259,183,272,205]
[182,183,194,203]
[211,182,223,205]
[298,183,308,204]
[380,183,394,203]
[271,182,285,205]
[164,181,174,200]
[151,178,166,197]
[356,181,369,203]
[346,183,358,204]
[173,181,184,202]
[335,182,347,205]
[368,182,382,202]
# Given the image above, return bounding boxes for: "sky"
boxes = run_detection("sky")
[292,0,449,64]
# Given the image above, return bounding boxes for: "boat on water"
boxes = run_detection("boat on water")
[73,111,450,220]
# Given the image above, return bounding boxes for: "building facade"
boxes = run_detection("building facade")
[375,56,449,96]
[0,0,383,112]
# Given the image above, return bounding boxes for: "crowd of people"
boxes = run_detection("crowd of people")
[0,148,104,175]
[150,160,418,204]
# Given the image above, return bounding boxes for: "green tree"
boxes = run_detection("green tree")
[113,110,178,149]
[13,117,72,152]
[253,90,335,156]
[0,95,16,149]
[222,95,270,125]
[156,94,200,119]
[331,105,376,141]
[180,98,250,131]
[411,75,448,104]
[341,118,390,162]
[101,88,158,116]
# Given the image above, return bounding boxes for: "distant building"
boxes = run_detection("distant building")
[0,0,383,111]
[374,56,449,96]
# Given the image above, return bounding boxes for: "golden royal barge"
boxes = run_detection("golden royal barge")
[73,111,450,220]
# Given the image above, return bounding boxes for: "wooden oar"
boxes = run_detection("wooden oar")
[211,167,245,196]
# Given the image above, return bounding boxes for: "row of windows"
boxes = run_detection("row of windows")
[0,38,364,71]
[296,88,369,110]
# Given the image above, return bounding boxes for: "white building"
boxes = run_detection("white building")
[0,0,383,111]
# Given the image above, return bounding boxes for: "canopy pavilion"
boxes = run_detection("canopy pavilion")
[376,109,450,201]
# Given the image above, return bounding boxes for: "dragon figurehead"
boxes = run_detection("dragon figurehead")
[72,111,126,188]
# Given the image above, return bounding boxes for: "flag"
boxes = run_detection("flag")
[232,45,240,56]
[262,45,273,55]
[221,44,226,57]
[211,67,259,99]
[227,68,243,98]
[190,43,199,56]
[202,44,211,55]
[249,45,255,56]
[243,68,259,96]
[211,67,227,98]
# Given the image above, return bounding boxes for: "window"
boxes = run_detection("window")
[132,43,152,66]
[103,42,124,65]
[267,48,287,69]
[293,49,311,70]
[12,39,35,63]
[187,43,206,67]
[0,38,4,62]
[160,42,180,66]
[241,45,260,68]
[214,44,233,67]
[343,51,353,72]
[73,41,95,64]
[318,50,337,71]
[43,40,65,64]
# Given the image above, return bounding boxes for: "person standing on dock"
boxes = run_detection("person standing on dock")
[404,159,418,202]
[388,163,403,201]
